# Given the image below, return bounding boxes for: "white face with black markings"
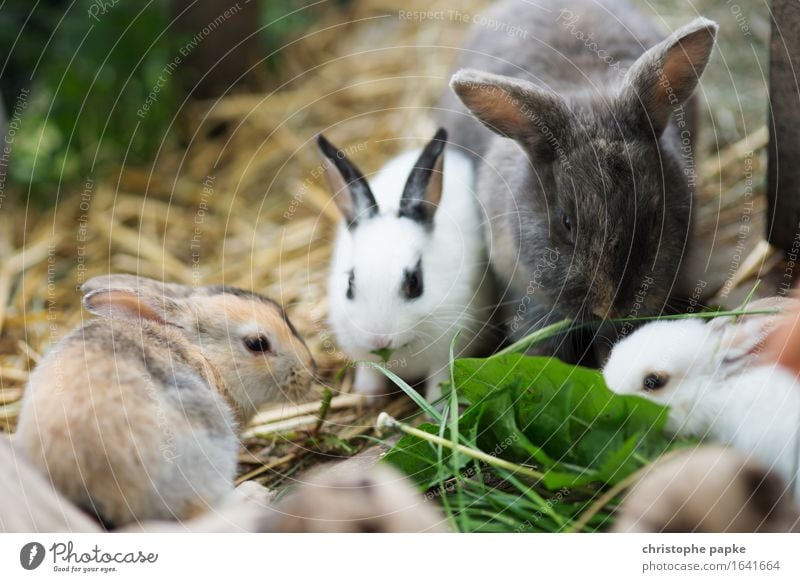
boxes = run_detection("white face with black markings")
[336,216,439,352]
[319,129,451,355]
[345,257,423,303]
[346,257,423,302]
[602,319,718,406]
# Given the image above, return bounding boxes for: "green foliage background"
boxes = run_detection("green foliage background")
[0,0,316,203]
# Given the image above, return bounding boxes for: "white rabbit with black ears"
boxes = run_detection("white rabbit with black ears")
[319,128,496,401]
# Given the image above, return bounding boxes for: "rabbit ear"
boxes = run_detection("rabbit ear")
[317,134,378,228]
[81,274,193,299]
[449,69,572,162]
[621,18,717,137]
[398,128,447,226]
[82,288,182,325]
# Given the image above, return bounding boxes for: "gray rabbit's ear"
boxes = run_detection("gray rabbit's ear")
[399,128,447,226]
[449,69,572,162]
[81,274,193,299]
[316,134,378,228]
[621,17,718,137]
[82,288,183,326]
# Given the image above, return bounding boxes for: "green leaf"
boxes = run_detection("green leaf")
[454,355,670,488]
[382,349,682,532]
[383,423,471,490]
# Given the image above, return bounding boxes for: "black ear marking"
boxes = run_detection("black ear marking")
[317,134,378,228]
[399,128,448,227]
[346,269,355,300]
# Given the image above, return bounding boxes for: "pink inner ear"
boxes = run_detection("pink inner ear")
[425,154,444,208]
[464,84,530,135]
[656,27,715,107]
[86,290,167,324]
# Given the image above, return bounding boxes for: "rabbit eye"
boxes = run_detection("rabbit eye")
[643,372,668,392]
[244,334,271,354]
[402,259,424,300]
[556,208,574,244]
[346,270,355,300]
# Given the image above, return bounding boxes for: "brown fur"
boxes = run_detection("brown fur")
[14,275,316,527]
[614,447,800,533]
[263,464,449,533]
[3,436,448,533]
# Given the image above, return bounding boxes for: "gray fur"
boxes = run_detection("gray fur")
[437,0,717,358]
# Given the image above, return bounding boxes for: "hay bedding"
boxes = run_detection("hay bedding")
[0,0,775,490]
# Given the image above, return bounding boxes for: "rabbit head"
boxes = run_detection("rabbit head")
[81,275,316,421]
[318,130,460,355]
[603,318,724,433]
[449,18,717,320]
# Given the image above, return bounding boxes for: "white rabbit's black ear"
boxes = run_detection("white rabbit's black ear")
[621,17,718,137]
[82,288,182,326]
[317,134,378,228]
[449,69,572,162]
[399,128,447,226]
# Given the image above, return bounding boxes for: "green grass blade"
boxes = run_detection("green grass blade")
[361,361,442,423]
[499,307,781,355]
[496,319,574,355]
[448,331,468,532]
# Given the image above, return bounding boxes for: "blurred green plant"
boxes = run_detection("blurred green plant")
[1,1,177,202]
[262,1,317,73]
[261,0,355,70]
[0,0,335,204]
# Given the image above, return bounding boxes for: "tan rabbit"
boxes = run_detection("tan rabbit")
[263,464,449,533]
[614,447,800,533]
[2,435,448,533]
[14,275,316,528]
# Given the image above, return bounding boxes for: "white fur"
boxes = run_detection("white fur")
[328,148,493,400]
[603,318,800,497]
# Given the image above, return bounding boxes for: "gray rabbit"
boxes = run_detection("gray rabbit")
[438,0,717,360]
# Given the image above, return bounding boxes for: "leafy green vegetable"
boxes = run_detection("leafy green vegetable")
[383,351,684,532]
[2,2,177,200]
[384,423,472,490]
[455,355,670,488]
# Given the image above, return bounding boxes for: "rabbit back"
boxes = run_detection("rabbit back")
[15,318,237,527]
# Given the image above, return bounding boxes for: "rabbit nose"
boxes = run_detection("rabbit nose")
[592,304,612,319]
[371,335,391,349]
